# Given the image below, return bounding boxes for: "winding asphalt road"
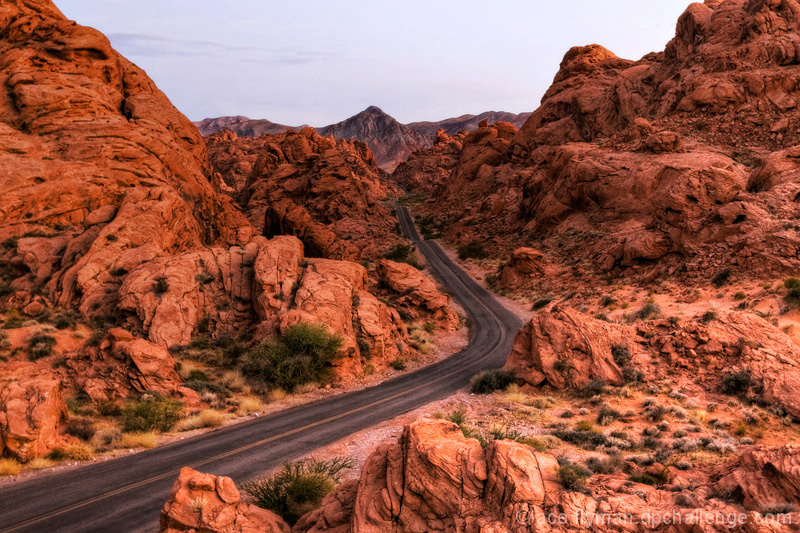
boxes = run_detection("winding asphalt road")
[0,206,522,533]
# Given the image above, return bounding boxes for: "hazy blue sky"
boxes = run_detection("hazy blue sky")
[56,0,692,125]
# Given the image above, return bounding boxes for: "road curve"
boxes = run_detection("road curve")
[0,206,522,533]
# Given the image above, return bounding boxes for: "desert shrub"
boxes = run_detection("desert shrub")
[611,345,630,366]
[597,404,622,425]
[646,405,668,422]
[382,243,421,268]
[600,295,615,307]
[785,277,800,306]
[457,242,488,261]
[122,397,184,432]
[446,407,468,426]
[91,427,122,451]
[721,370,752,396]
[66,416,95,441]
[733,291,746,301]
[712,268,732,288]
[152,276,169,295]
[557,461,591,491]
[489,424,525,442]
[240,323,343,392]
[629,470,669,487]
[28,330,57,360]
[356,337,371,358]
[587,455,624,474]
[389,358,407,371]
[532,297,553,311]
[578,379,606,398]
[244,457,354,526]
[552,428,608,450]
[635,302,661,320]
[700,310,717,324]
[576,420,595,432]
[184,380,231,397]
[760,503,797,516]
[51,311,78,330]
[470,370,516,395]
[187,369,210,382]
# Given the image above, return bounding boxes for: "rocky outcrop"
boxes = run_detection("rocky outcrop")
[291,419,800,533]
[509,306,800,420]
[0,0,252,321]
[160,467,290,533]
[116,234,410,379]
[713,445,800,512]
[393,0,800,283]
[506,307,641,390]
[377,260,460,330]
[497,247,551,290]
[0,369,67,462]
[207,128,402,261]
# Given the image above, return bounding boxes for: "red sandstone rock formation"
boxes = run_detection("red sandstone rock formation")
[376,260,460,331]
[160,467,290,533]
[287,419,800,533]
[393,0,800,284]
[508,306,800,420]
[0,368,66,462]
[207,128,403,260]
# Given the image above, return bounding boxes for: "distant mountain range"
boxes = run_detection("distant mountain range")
[195,107,531,172]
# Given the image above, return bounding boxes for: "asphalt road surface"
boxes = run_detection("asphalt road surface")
[0,206,523,533]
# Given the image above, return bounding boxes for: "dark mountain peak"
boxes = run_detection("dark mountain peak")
[362,105,386,115]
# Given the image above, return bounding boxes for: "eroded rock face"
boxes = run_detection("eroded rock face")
[292,419,800,533]
[0,1,252,319]
[160,467,290,533]
[713,445,800,512]
[506,307,640,390]
[509,306,800,420]
[393,0,800,283]
[207,128,403,261]
[0,368,67,462]
[377,260,460,331]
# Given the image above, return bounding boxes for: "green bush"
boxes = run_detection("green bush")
[244,457,353,526]
[122,397,184,432]
[557,461,591,491]
[457,242,488,261]
[785,277,800,307]
[28,331,57,360]
[52,311,78,330]
[382,244,421,268]
[240,323,343,391]
[389,358,406,371]
[470,370,516,395]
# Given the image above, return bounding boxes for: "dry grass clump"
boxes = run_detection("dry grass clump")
[238,396,265,416]
[175,410,225,432]
[120,432,158,449]
[0,458,21,476]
